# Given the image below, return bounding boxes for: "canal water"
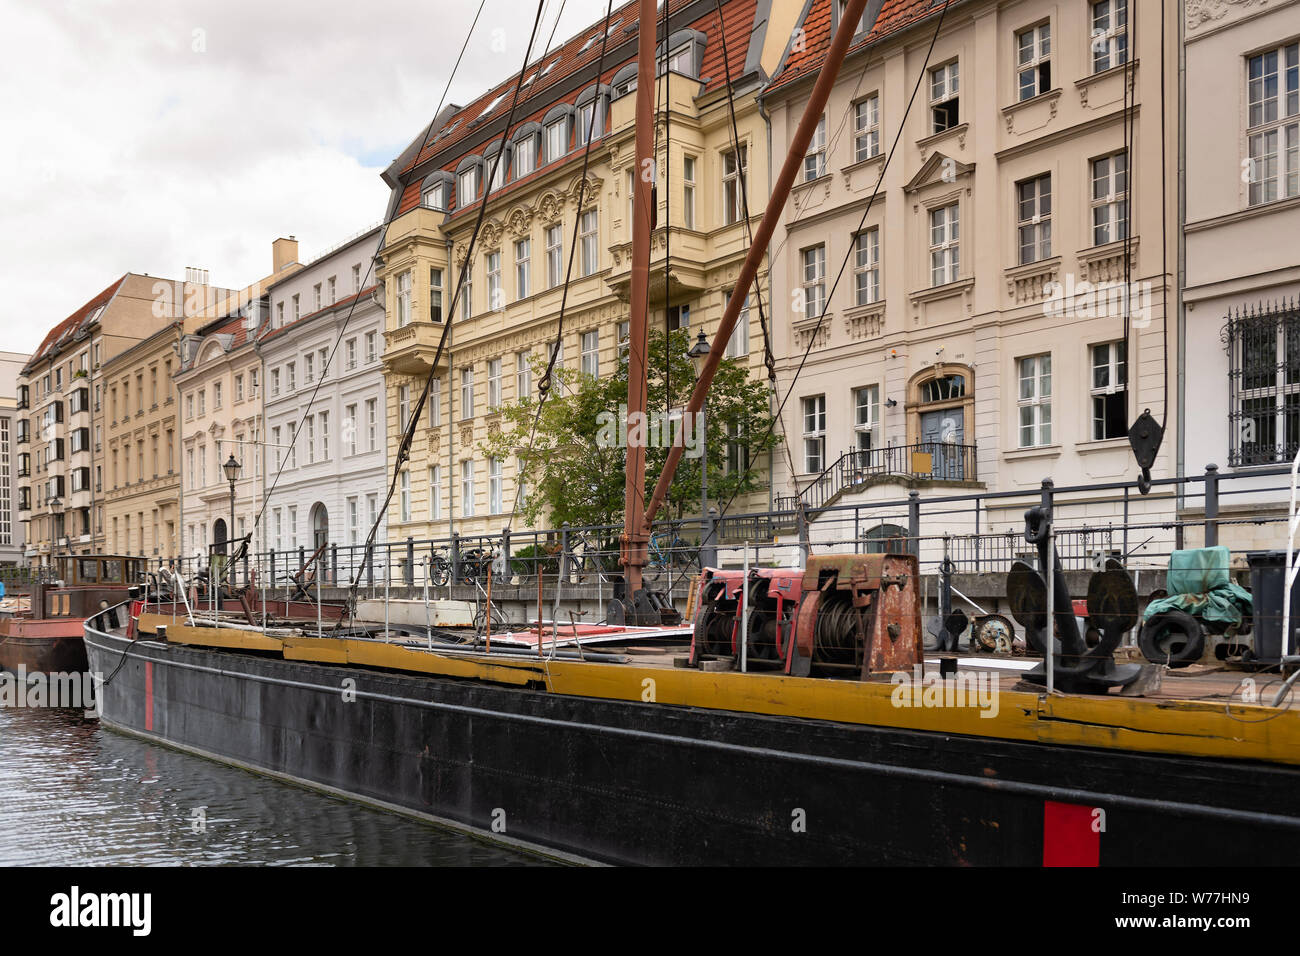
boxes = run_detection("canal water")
[0,706,551,866]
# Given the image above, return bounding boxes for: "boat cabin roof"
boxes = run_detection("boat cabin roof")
[52,555,147,587]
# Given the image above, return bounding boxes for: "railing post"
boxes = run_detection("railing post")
[270,549,276,590]
[797,506,810,565]
[501,527,511,581]
[1204,463,1220,547]
[907,490,921,558]
[559,523,570,583]
[405,536,415,586]
[330,543,338,586]
[450,532,461,585]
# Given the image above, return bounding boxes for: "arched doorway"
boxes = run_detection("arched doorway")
[863,523,908,554]
[906,364,974,480]
[310,503,329,550]
[213,518,228,555]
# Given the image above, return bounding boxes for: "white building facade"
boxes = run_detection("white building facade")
[258,227,388,575]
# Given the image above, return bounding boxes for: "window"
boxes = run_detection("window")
[428,379,441,427]
[854,228,881,305]
[854,386,880,451]
[546,118,568,161]
[234,374,244,402]
[488,359,502,408]
[367,493,378,532]
[725,294,750,358]
[314,283,322,311]
[488,151,506,193]
[802,245,826,317]
[722,145,748,225]
[304,353,314,383]
[423,181,447,210]
[327,276,336,304]
[286,362,296,391]
[626,168,635,231]
[835,0,868,35]
[516,457,529,507]
[682,155,697,229]
[396,271,412,326]
[271,427,281,471]
[459,166,479,204]
[929,203,960,286]
[1090,341,1128,440]
[802,396,826,473]
[305,415,315,463]
[579,209,598,276]
[273,509,282,551]
[516,351,531,402]
[581,330,599,378]
[1247,43,1300,206]
[1090,0,1128,74]
[460,367,474,419]
[1016,23,1051,101]
[346,338,357,369]
[576,100,603,146]
[366,398,377,451]
[660,42,693,74]
[348,497,359,545]
[460,272,474,320]
[930,62,960,133]
[212,381,222,409]
[486,252,502,311]
[667,304,690,331]
[545,224,563,288]
[428,466,441,520]
[352,264,362,293]
[197,389,205,415]
[488,457,503,514]
[346,404,358,454]
[320,410,329,459]
[399,470,411,522]
[399,385,410,430]
[1017,174,1052,264]
[515,137,537,178]
[1231,305,1300,464]
[291,294,300,321]
[287,424,297,468]
[461,460,476,517]
[804,116,827,181]
[1091,153,1128,246]
[1018,354,1053,447]
[515,239,531,299]
[365,331,377,363]
[854,95,880,162]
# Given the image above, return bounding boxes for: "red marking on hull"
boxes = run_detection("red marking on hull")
[1042,800,1100,867]
[144,661,154,732]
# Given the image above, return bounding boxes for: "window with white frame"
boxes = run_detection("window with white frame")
[429,378,441,427]
[581,330,599,378]
[618,320,630,360]
[1090,341,1128,440]
[286,363,296,391]
[1016,23,1051,101]
[722,145,747,225]
[488,359,502,408]
[1090,0,1127,74]
[367,493,377,531]
[516,351,531,402]
[271,427,282,470]
[667,304,690,331]
[486,252,503,311]
[347,497,359,545]
[460,272,474,319]
[399,384,410,430]
[854,228,881,305]
[430,268,444,322]
[305,415,315,463]
[352,264,362,293]
[802,395,826,473]
[576,100,603,145]
[423,181,447,210]
[288,505,298,548]
[683,155,696,228]
[461,460,476,516]
[546,224,563,288]
[725,294,749,358]
[516,457,528,506]
[929,203,960,286]
[854,95,880,162]
[802,245,826,317]
[458,167,478,205]
[320,410,329,459]
[1090,152,1128,246]
[930,62,960,133]
[489,151,506,193]
[854,385,880,452]
[546,118,568,161]
[515,238,531,299]
[1018,354,1053,447]
[345,404,358,455]
[514,136,537,179]
[365,331,377,363]
[366,398,377,451]
[804,116,827,181]
[835,0,868,35]
[626,168,635,231]
[1247,43,1300,206]
[428,465,442,520]
[400,470,411,522]
[579,209,599,276]
[304,353,314,383]
[488,457,503,514]
[313,283,322,311]
[460,367,474,419]
[1017,174,1052,264]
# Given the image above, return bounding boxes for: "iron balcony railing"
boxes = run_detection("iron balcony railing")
[1226,297,1300,467]
[776,442,978,513]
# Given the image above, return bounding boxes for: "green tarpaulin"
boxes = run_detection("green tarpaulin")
[1142,546,1252,626]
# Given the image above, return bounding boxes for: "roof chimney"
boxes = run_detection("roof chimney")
[272,236,299,274]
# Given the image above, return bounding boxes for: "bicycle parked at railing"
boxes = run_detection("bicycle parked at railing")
[459,545,499,583]
[648,524,699,572]
[423,549,451,587]
[566,529,619,582]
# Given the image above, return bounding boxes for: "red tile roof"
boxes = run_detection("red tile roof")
[256,285,379,346]
[25,275,128,372]
[766,0,940,96]
[398,0,759,210]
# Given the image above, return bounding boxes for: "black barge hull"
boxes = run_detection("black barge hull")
[84,626,1300,865]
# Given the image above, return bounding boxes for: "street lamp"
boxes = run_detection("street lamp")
[47,496,63,573]
[686,330,715,568]
[223,454,241,567]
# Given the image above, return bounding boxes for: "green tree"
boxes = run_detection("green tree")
[480,328,778,537]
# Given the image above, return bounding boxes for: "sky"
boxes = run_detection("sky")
[0,0,612,354]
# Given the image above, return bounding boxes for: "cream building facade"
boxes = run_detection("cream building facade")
[761,0,1178,557]
[0,350,29,565]
[375,0,802,544]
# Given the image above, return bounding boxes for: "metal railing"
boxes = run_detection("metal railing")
[776,442,979,514]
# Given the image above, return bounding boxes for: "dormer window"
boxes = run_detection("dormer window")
[458,166,479,204]
[514,137,537,178]
[835,0,869,36]
[660,42,693,74]
[546,118,568,159]
[423,182,446,210]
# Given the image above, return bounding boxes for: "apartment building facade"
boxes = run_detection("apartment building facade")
[0,351,29,565]
[259,226,388,568]
[19,274,194,564]
[1182,0,1300,549]
[375,0,800,543]
[762,0,1177,549]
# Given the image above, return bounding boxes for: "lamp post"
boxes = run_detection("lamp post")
[223,454,241,578]
[687,330,716,568]
[47,496,63,578]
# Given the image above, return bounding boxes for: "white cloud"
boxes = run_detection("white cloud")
[0,0,610,352]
